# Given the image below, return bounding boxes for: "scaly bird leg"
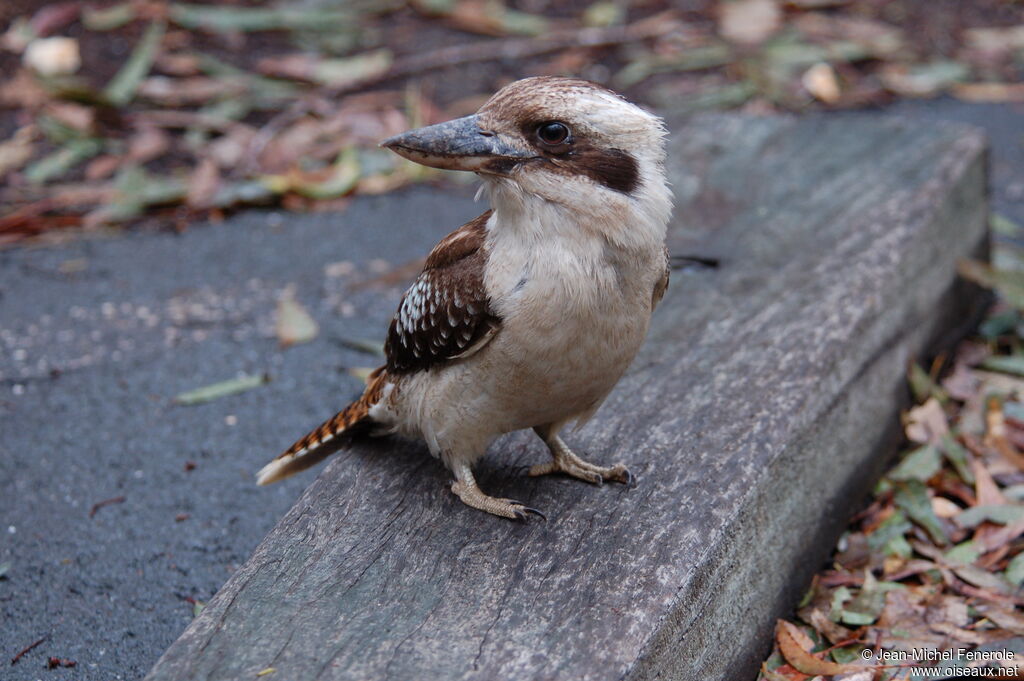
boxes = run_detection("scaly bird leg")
[529,425,634,486]
[451,462,546,521]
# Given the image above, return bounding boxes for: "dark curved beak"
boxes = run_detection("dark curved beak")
[381,114,529,172]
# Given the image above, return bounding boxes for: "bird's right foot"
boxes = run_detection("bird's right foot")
[450,462,545,521]
[451,480,546,521]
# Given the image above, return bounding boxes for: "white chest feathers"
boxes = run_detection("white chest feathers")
[386,196,668,461]
[479,205,663,424]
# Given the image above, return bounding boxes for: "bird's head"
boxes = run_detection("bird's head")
[382,77,671,230]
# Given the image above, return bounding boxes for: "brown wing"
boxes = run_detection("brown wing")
[385,211,501,374]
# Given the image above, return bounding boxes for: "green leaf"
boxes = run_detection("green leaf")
[169,5,354,32]
[978,310,1019,339]
[1006,552,1024,586]
[23,138,102,184]
[954,504,1024,528]
[614,44,733,88]
[839,610,876,626]
[98,165,188,223]
[653,81,757,115]
[883,534,912,559]
[894,481,948,545]
[939,434,974,484]
[494,7,549,36]
[582,1,624,28]
[83,3,136,31]
[828,585,852,622]
[953,564,1015,595]
[193,55,300,104]
[887,445,941,483]
[830,646,863,665]
[992,213,1024,237]
[174,373,270,405]
[840,572,902,626]
[943,540,980,566]
[885,59,969,96]
[105,21,166,106]
[288,148,361,200]
[311,50,392,88]
[797,584,815,609]
[868,511,913,554]
[192,599,206,617]
[0,561,10,579]
[208,180,276,209]
[908,363,948,404]
[958,259,1024,310]
[980,355,1024,377]
[1004,401,1024,422]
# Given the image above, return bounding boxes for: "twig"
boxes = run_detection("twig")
[10,636,46,665]
[327,11,683,97]
[89,495,126,518]
[47,657,76,669]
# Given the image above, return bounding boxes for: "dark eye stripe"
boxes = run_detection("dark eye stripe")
[572,147,640,194]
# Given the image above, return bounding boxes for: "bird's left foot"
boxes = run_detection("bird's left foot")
[528,448,634,486]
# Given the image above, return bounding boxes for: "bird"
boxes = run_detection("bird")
[257,77,673,520]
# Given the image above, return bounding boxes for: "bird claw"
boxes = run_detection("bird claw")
[451,479,548,521]
[512,505,547,522]
[623,468,637,488]
[533,453,633,488]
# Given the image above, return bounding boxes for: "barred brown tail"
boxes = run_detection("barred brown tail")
[256,368,387,485]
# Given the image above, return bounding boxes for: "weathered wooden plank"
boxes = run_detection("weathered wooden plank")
[145,115,988,681]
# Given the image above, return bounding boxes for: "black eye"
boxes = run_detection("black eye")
[537,122,570,146]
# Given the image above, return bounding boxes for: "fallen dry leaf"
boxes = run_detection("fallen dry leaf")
[138,76,238,106]
[719,0,781,45]
[174,373,270,405]
[978,603,1024,635]
[127,126,171,164]
[972,457,1008,507]
[23,36,80,76]
[953,82,1024,103]
[905,397,949,444]
[346,367,376,384]
[985,396,1024,472]
[0,68,51,108]
[0,126,36,177]
[775,620,860,676]
[186,158,221,210]
[275,288,320,348]
[801,62,840,103]
[964,25,1024,54]
[880,60,968,97]
[44,102,95,132]
[931,496,962,519]
[942,362,979,401]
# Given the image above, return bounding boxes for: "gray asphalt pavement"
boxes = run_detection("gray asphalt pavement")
[1,186,481,680]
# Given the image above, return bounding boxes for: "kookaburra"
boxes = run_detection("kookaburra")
[257,77,673,519]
